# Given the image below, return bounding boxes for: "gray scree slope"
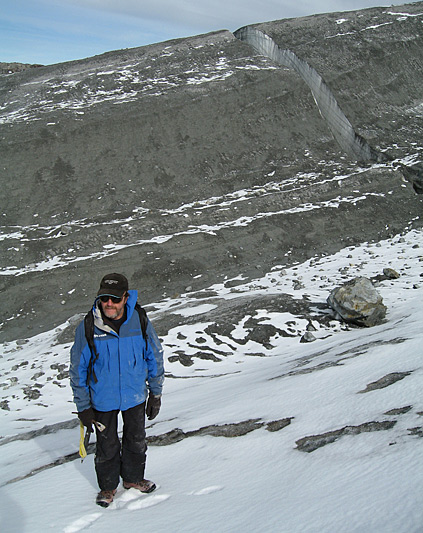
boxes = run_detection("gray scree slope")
[0,3,422,341]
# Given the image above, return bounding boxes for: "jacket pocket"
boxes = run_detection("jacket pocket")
[90,341,116,409]
[130,336,147,372]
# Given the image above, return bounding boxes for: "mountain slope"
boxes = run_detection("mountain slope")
[1,3,422,343]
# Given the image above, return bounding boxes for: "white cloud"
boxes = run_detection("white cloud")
[66,0,405,33]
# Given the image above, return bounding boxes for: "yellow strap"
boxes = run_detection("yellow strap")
[79,421,87,460]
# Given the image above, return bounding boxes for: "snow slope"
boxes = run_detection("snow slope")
[1,228,422,532]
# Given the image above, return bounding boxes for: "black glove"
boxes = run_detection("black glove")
[78,407,95,432]
[146,394,161,420]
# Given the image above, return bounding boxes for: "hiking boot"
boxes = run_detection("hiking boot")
[123,479,156,493]
[96,489,117,508]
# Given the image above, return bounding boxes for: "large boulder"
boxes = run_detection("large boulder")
[327,277,387,327]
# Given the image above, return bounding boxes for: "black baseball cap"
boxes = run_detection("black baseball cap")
[97,273,129,298]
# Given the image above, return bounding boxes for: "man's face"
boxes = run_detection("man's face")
[100,294,128,320]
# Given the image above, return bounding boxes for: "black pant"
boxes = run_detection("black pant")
[93,402,147,491]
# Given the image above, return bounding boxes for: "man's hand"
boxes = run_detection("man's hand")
[78,407,95,432]
[146,394,161,420]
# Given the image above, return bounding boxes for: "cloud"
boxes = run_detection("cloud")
[66,0,403,33]
[65,0,324,33]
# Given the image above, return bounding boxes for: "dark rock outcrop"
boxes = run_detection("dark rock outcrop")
[296,420,397,452]
[358,371,412,393]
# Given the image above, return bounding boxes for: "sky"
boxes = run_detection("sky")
[0,0,412,65]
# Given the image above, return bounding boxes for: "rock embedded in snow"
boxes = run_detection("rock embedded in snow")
[383,267,400,279]
[327,276,387,327]
[295,420,397,453]
[293,280,304,290]
[0,400,10,411]
[300,331,316,343]
[358,371,412,393]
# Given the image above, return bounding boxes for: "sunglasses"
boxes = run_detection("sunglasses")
[99,295,124,304]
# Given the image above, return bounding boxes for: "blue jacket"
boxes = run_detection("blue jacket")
[70,290,164,412]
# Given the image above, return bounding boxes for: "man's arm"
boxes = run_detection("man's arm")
[70,321,92,412]
[145,318,164,396]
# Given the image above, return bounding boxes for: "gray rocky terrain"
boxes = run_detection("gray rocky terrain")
[0,63,44,75]
[0,2,422,342]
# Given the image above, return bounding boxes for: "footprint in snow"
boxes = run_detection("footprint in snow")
[63,512,102,533]
[189,485,224,496]
[114,488,144,505]
[126,494,170,510]
[110,486,169,510]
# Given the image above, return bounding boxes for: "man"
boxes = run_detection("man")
[70,273,164,507]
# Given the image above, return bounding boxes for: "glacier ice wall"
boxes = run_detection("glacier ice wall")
[234,26,384,163]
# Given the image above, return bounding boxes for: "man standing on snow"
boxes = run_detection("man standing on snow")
[70,273,164,507]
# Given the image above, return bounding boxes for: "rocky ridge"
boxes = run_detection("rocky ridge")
[0,62,44,75]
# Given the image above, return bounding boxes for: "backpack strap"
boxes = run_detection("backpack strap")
[84,311,99,385]
[135,303,148,343]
